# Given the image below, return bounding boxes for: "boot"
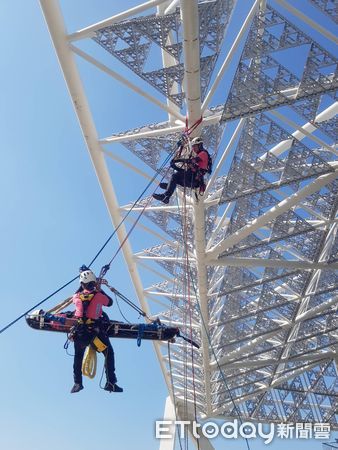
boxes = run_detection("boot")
[152,193,170,204]
[159,182,168,190]
[104,381,123,393]
[71,383,84,393]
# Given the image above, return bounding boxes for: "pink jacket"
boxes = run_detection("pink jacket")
[72,291,111,320]
[196,150,209,171]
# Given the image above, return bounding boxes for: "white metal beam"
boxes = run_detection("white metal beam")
[206,204,232,250]
[157,2,182,125]
[207,168,338,260]
[212,326,290,367]
[211,289,337,329]
[159,318,201,328]
[275,0,338,45]
[296,293,338,322]
[269,110,338,155]
[68,0,168,41]
[209,257,338,271]
[213,351,337,371]
[175,403,215,450]
[272,223,338,367]
[180,0,213,418]
[201,0,261,112]
[180,0,202,132]
[135,256,190,263]
[164,0,180,15]
[204,119,245,196]
[212,300,338,365]
[145,290,197,300]
[211,358,333,416]
[260,102,338,160]
[102,148,153,180]
[124,216,173,246]
[40,0,172,395]
[71,44,185,122]
[159,396,176,450]
[120,204,191,212]
[136,260,174,282]
[101,125,185,144]
[143,293,171,309]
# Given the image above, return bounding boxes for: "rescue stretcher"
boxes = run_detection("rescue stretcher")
[25,310,199,347]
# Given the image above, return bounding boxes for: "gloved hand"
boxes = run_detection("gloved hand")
[170,158,177,169]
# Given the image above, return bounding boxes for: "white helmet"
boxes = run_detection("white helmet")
[191,137,203,146]
[79,270,97,284]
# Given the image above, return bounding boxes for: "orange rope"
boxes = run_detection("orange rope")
[185,116,203,136]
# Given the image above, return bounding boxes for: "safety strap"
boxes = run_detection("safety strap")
[185,116,203,136]
[101,280,148,319]
[137,323,146,347]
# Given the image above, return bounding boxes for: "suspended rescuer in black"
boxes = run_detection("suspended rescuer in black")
[70,267,123,394]
[152,136,212,204]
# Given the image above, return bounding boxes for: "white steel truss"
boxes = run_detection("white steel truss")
[40,0,338,446]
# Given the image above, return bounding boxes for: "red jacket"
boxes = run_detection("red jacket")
[194,150,209,171]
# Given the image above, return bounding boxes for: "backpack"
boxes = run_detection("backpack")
[201,149,212,175]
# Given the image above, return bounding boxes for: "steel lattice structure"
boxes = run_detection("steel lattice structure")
[40,0,337,448]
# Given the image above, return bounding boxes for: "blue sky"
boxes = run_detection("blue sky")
[0,1,337,449]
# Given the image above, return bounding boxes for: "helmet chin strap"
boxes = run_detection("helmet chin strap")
[81,281,97,292]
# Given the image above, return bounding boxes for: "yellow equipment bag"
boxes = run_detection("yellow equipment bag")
[92,336,107,352]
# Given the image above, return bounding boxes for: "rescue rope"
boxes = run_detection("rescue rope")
[102,281,147,319]
[0,144,177,335]
[168,156,249,449]
[187,263,252,450]
[185,116,203,136]
[82,345,97,379]
[166,169,201,450]
[0,276,79,334]
[111,291,131,324]
[182,188,190,450]
[167,169,250,450]
[95,145,181,281]
[181,178,200,450]
[90,148,175,270]
[167,342,184,450]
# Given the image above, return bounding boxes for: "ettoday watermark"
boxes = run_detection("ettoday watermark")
[155,419,331,444]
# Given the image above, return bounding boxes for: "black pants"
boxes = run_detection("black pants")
[165,170,200,198]
[73,327,117,385]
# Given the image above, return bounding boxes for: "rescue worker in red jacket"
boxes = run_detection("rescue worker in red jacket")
[152,137,210,204]
[70,268,123,394]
